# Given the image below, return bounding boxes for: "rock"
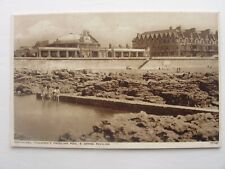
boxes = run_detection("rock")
[184,114,194,122]
[126,88,138,97]
[81,88,94,96]
[136,122,147,128]
[15,84,32,95]
[102,120,111,125]
[93,125,102,133]
[119,80,129,87]
[156,131,169,142]
[102,76,112,81]
[94,84,106,91]
[130,117,142,123]
[212,101,219,107]
[103,126,115,141]
[130,136,140,142]
[58,71,70,79]
[58,132,75,142]
[125,96,135,100]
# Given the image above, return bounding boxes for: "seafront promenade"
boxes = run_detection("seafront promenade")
[14,57,218,72]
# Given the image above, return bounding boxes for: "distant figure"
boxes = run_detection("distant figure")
[176,67,181,73]
[46,85,53,100]
[53,86,60,102]
[40,84,47,102]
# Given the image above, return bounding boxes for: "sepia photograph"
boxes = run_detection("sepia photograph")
[12,12,219,148]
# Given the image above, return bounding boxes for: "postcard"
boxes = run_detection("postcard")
[12,12,219,148]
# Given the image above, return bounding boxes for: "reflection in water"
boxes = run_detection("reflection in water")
[14,95,127,141]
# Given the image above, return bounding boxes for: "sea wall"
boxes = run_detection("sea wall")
[57,94,218,116]
[14,58,218,71]
[14,59,144,70]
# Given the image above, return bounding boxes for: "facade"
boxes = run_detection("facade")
[15,27,218,59]
[39,30,101,58]
[37,30,148,59]
[132,26,218,57]
[38,47,146,58]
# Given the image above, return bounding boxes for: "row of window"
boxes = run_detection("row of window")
[134,38,217,45]
[151,51,217,57]
[39,50,145,58]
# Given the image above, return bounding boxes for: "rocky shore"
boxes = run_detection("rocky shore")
[14,68,219,108]
[15,110,219,142]
[14,68,219,142]
[73,111,219,142]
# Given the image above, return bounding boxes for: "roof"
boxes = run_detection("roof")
[135,27,218,41]
[54,33,81,44]
[140,28,179,39]
[142,29,178,36]
[34,40,49,48]
[52,31,100,45]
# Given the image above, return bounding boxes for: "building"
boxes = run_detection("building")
[36,30,148,59]
[38,30,100,58]
[14,46,33,57]
[132,26,218,57]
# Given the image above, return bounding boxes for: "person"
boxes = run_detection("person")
[53,86,60,102]
[46,85,53,100]
[40,84,47,102]
[176,67,181,73]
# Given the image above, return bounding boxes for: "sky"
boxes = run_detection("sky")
[14,12,218,49]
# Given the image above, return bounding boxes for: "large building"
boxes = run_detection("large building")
[38,30,101,58]
[35,30,148,59]
[132,26,218,57]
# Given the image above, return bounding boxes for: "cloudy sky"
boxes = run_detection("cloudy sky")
[14,12,218,49]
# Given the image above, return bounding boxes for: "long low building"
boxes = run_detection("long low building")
[38,47,147,58]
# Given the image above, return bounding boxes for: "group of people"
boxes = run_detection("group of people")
[40,84,60,102]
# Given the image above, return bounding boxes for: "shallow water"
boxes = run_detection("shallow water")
[14,95,127,141]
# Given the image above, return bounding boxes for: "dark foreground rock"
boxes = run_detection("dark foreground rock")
[77,111,219,142]
[58,132,76,142]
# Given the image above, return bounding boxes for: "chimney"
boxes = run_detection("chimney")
[169,26,173,30]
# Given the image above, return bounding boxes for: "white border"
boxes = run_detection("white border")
[11,140,220,149]
[11,11,221,149]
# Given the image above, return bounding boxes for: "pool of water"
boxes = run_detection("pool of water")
[14,95,127,141]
